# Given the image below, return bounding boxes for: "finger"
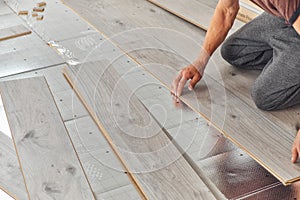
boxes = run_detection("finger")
[292,146,298,163]
[188,73,201,91]
[176,76,187,97]
[171,71,182,95]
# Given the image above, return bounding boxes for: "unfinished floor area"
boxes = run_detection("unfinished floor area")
[0,0,300,199]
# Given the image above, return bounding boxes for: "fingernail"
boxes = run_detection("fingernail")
[188,86,192,91]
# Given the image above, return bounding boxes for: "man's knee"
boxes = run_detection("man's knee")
[221,38,237,65]
[221,37,246,68]
[251,83,281,111]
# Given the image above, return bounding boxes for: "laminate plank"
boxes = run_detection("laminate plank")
[63,61,216,199]
[122,48,300,185]
[0,132,27,200]
[111,53,284,199]
[0,77,95,200]
[0,64,89,121]
[109,36,299,184]
[146,0,244,32]
[5,0,93,41]
[65,116,141,199]
[0,0,13,15]
[0,33,64,78]
[62,0,300,185]
[62,0,294,132]
[0,25,31,41]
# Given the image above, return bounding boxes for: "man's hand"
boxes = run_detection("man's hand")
[171,64,204,101]
[291,129,300,163]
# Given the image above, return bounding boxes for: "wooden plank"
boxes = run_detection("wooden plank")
[0,64,89,122]
[63,61,216,199]
[0,13,64,78]
[5,0,93,42]
[0,77,96,200]
[146,0,244,32]
[65,116,142,199]
[0,132,27,200]
[0,0,13,15]
[62,0,300,185]
[0,25,31,41]
[118,46,300,185]
[61,0,297,138]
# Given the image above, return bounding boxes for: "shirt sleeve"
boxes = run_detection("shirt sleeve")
[269,0,300,25]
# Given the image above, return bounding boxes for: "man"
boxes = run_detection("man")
[171,0,300,162]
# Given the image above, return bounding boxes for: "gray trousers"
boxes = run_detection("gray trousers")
[221,13,300,111]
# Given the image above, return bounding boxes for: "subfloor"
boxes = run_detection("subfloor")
[0,0,300,199]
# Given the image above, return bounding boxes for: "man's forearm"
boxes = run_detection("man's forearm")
[203,0,239,55]
[193,0,239,70]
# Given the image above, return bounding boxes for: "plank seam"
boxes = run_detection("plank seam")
[62,69,148,200]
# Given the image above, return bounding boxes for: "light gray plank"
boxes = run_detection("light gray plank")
[0,77,95,200]
[118,57,283,199]
[4,0,93,42]
[0,13,24,29]
[62,0,206,41]
[64,61,216,200]
[0,0,13,15]
[0,65,88,121]
[0,32,64,78]
[99,184,142,200]
[0,25,31,41]
[0,132,27,200]
[194,0,218,9]
[65,116,141,199]
[147,0,244,32]
[62,0,300,185]
[240,182,300,200]
[61,0,297,142]
[112,37,300,184]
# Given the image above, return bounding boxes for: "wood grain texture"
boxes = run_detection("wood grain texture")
[65,116,142,199]
[62,0,300,185]
[0,25,31,41]
[117,46,300,185]
[63,61,216,200]
[0,132,27,200]
[0,77,95,200]
[146,0,244,32]
[0,64,89,122]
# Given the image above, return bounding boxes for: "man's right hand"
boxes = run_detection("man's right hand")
[171,64,204,100]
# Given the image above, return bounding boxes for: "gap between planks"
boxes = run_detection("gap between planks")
[63,62,216,200]
[62,69,147,200]
[58,0,298,186]
[0,24,31,41]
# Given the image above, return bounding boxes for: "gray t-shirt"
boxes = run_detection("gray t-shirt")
[250,0,300,24]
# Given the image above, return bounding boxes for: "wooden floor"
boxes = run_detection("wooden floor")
[62,0,300,185]
[1,0,300,199]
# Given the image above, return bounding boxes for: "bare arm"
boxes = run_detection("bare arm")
[293,15,300,35]
[172,0,240,98]
[203,0,240,55]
